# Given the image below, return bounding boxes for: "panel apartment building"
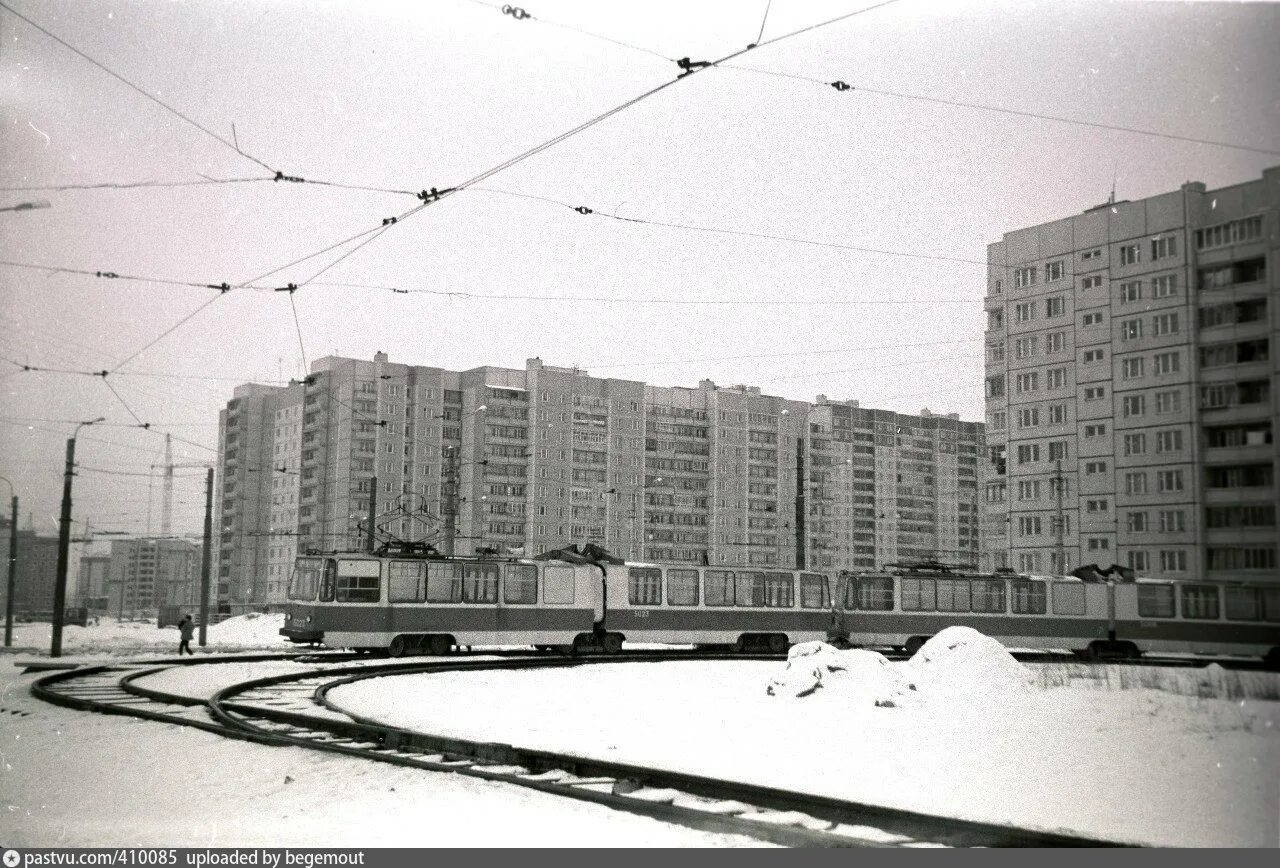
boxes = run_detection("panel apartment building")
[215,354,982,606]
[981,166,1278,583]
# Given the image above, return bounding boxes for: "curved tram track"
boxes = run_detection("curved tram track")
[31,651,1135,848]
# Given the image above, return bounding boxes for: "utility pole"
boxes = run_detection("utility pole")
[198,468,213,646]
[52,420,102,656]
[162,433,174,537]
[2,478,16,647]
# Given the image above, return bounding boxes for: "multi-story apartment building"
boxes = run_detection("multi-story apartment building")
[982,166,1278,583]
[217,353,982,602]
[105,538,202,616]
[0,516,58,616]
[76,553,111,609]
[214,382,304,613]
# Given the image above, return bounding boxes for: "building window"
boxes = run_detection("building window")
[1046,367,1067,389]
[1152,274,1178,298]
[1121,357,1145,380]
[1048,440,1068,461]
[1207,546,1277,571]
[1119,244,1140,265]
[1045,332,1066,353]
[1016,372,1039,394]
[1081,275,1103,290]
[1015,301,1037,323]
[1018,479,1041,501]
[1045,260,1064,281]
[986,376,1005,398]
[1045,296,1065,317]
[1123,433,1146,456]
[988,309,1004,330]
[1159,510,1186,533]
[1017,408,1040,429]
[1085,460,1108,475]
[1081,248,1102,261]
[985,482,1006,503]
[1124,472,1148,495]
[988,410,1007,431]
[1155,430,1182,453]
[1083,386,1106,401]
[1127,550,1150,572]
[1154,390,1181,414]
[1082,349,1105,363]
[1153,352,1180,375]
[1017,444,1041,464]
[1153,312,1180,336]
[1047,403,1067,424]
[1151,236,1178,260]
[1122,395,1146,418]
[1086,499,1109,513]
[987,342,1006,362]
[1194,216,1263,250]
[1120,280,1143,303]
[1084,423,1107,437]
[1087,537,1110,550]
[1014,266,1038,289]
[1120,318,1143,340]
[1015,336,1038,359]
[1156,469,1184,492]
[1019,516,1043,536]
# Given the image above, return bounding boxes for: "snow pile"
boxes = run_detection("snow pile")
[766,641,913,706]
[206,612,288,646]
[905,626,1034,700]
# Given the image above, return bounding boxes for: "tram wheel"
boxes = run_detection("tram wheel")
[602,633,623,655]
[904,636,929,656]
[428,635,452,656]
[388,635,411,658]
[766,634,789,655]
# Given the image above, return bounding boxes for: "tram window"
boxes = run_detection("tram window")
[667,569,699,606]
[388,561,425,603]
[800,573,830,609]
[703,570,734,606]
[764,573,794,608]
[901,578,936,611]
[543,565,575,605]
[319,560,337,602]
[736,572,765,607]
[290,560,321,601]
[858,577,895,611]
[462,564,498,603]
[1180,584,1219,620]
[426,563,462,603]
[504,564,538,604]
[936,579,971,613]
[1263,588,1280,623]
[1011,580,1046,614]
[1051,582,1086,616]
[336,574,380,603]
[1224,587,1263,622]
[629,567,662,606]
[1136,584,1175,619]
[971,579,1006,614]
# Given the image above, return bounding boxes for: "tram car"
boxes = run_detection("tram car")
[835,562,1280,664]
[282,547,1280,665]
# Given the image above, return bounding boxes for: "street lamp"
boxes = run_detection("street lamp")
[0,474,17,647]
[51,417,104,657]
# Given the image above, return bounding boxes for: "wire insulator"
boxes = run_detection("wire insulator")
[574,206,593,215]
[831,80,852,91]
[95,271,119,278]
[273,171,305,183]
[501,5,531,20]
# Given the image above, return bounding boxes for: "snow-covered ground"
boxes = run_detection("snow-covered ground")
[1,613,292,658]
[328,630,1280,847]
[0,667,765,847]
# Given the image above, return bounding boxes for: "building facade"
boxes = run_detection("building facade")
[982,166,1278,582]
[0,516,59,616]
[105,538,203,617]
[76,553,111,610]
[216,353,983,602]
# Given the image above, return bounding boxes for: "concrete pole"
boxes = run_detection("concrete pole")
[51,437,77,657]
[4,493,16,647]
[198,467,213,646]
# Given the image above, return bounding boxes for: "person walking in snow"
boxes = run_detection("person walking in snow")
[177,614,196,656]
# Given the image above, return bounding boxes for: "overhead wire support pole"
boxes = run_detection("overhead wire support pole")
[198,467,213,646]
[0,475,16,647]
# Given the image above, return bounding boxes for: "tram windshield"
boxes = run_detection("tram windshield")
[289,557,323,601]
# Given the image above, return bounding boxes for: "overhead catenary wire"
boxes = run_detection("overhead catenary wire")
[462,0,675,62]
[717,64,1280,158]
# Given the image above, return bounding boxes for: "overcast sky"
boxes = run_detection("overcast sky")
[1,0,1277,539]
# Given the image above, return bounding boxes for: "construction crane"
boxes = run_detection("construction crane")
[148,434,212,537]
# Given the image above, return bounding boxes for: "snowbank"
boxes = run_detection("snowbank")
[206,612,289,646]
[766,641,913,706]
[2,613,289,655]
[905,626,1034,700]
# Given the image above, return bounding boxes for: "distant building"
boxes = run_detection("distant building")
[76,554,111,610]
[982,165,1278,582]
[0,516,59,616]
[215,353,983,600]
[106,538,202,617]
